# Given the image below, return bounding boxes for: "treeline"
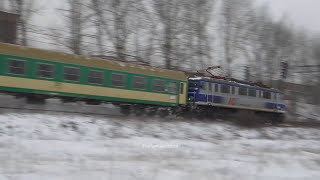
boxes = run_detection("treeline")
[1,0,320,86]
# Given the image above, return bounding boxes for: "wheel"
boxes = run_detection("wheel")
[271,113,285,125]
[146,107,157,117]
[158,109,169,118]
[120,105,131,116]
[134,105,145,116]
[26,96,46,105]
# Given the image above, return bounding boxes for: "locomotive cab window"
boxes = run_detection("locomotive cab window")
[36,63,54,79]
[152,79,165,92]
[132,76,146,90]
[199,82,208,94]
[88,70,104,85]
[189,82,197,89]
[248,89,257,97]
[111,73,126,87]
[7,59,26,75]
[239,87,248,96]
[168,82,177,94]
[64,66,80,82]
[200,82,207,90]
[232,86,235,94]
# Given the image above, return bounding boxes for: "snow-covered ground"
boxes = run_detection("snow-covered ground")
[295,102,320,121]
[0,111,320,180]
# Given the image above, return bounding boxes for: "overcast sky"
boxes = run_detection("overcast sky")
[29,0,320,51]
[256,0,320,33]
[35,0,320,33]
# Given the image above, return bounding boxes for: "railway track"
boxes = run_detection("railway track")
[0,95,319,129]
[0,94,125,117]
[1,105,320,129]
[0,105,125,117]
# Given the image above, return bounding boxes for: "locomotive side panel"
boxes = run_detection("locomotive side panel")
[188,78,285,114]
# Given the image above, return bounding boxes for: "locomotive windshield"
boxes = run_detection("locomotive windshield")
[189,82,198,89]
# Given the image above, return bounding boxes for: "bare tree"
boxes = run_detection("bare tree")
[90,0,143,61]
[183,0,215,70]
[312,36,320,104]
[52,0,91,55]
[8,0,39,46]
[242,5,270,82]
[220,0,253,77]
[91,0,105,55]
[152,0,214,70]
[0,1,4,10]
[153,0,183,69]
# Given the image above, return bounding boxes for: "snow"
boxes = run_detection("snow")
[295,102,320,121]
[0,111,320,180]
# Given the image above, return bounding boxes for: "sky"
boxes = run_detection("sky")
[256,0,320,33]
[27,0,320,52]
[31,0,320,35]
[31,0,320,30]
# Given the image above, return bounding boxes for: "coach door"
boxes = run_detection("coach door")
[179,82,187,104]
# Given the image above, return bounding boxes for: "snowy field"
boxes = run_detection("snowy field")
[295,102,320,121]
[0,110,320,180]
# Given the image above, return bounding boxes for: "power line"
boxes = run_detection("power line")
[293,71,320,74]
[295,65,320,67]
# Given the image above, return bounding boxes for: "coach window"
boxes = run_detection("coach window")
[180,83,184,94]
[232,86,235,94]
[111,73,126,87]
[64,66,80,82]
[248,89,257,97]
[215,84,219,92]
[263,91,271,99]
[152,79,165,92]
[168,82,177,94]
[36,63,54,79]
[221,84,230,94]
[239,87,247,96]
[7,59,26,75]
[88,70,104,85]
[132,76,146,90]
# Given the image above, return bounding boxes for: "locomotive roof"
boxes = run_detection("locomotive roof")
[0,43,187,81]
[189,77,282,93]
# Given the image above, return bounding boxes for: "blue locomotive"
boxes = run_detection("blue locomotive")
[186,77,285,121]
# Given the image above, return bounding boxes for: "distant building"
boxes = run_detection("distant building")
[0,10,19,44]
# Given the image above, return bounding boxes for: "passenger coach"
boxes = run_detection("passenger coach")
[0,43,188,115]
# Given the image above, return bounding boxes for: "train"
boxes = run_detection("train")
[0,42,285,122]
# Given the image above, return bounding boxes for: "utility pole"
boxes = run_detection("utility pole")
[280,61,289,79]
[244,65,250,82]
